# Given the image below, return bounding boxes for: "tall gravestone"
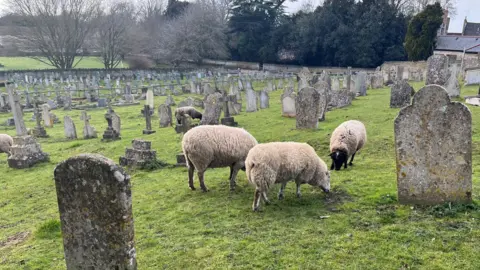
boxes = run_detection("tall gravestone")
[314,81,329,121]
[390,80,415,108]
[356,72,367,96]
[200,93,223,125]
[245,89,258,112]
[158,104,172,128]
[54,154,137,270]
[42,104,53,127]
[64,116,77,139]
[260,90,269,109]
[296,87,320,129]
[394,85,472,204]
[426,54,460,97]
[7,86,49,169]
[142,105,156,134]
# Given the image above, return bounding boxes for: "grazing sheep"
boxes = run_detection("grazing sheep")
[175,106,203,124]
[0,134,13,157]
[329,120,367,171]
[245,142,330,211]
[182,125,258,192]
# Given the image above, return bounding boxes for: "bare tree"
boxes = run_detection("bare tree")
[95,1,136,69]
[133,0,167,55]
[390,0,457,16]
[6,0,101,69]
[156,1,229,65]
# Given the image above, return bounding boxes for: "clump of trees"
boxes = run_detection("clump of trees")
[2,0,451,69]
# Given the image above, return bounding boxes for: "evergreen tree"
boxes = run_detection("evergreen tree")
[404,3,443,61]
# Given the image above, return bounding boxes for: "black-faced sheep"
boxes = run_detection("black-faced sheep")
[245,142,330,211]
[182,125,258,192]
[329,120,367,171]
[0,134,13,157]
[175,106,203,124]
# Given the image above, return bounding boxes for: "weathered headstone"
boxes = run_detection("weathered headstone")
[80,111,97,139]
[120,139,158,169]
[200,93,223,125]
[32,101,48,138]
[281,91,296,118]
[142,105,155,135]
[175,114,193,134]
[355,72,367,96]
[314,81,329,121]
[395,85,472,205]
[332,77,340,91]
[97,98,107,108]
[102,108,121,141]
[446,64,461,97]
[6,86,49,169]
[390,80,415,108]
[346,67,352,91]
[53,154,137,270]
[297,67,313,90]
[328,90,354,110]
[165,95,176,106]
[42,104,53,127]
[426,54,460,97]
[296,87,320,129]
[245,89,258,112]
[158,104,172,128]
[178,97,194,108]
[220,93,238,127]
[260,90,269,109]
[63,116,77,139]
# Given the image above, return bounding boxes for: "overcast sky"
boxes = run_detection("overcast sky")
[284,0,480,33]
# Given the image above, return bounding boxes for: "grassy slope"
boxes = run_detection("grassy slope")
[0,82,479,269]
[0,57,114,70]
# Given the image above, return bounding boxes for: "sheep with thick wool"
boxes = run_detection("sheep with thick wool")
[175,106,203,124]
[329,120,367,171]
[0,134,13,157]
[245,142,330,211]
[182,125,258,192]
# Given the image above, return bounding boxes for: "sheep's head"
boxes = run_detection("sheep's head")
[330,150,347,171]
[314,169,330,193]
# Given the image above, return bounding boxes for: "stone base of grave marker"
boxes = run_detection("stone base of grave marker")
[102,127,121,141]
[119,139,157,168]
[142,129,156,135]
[7,135,49,169]
[32,126,48,138]
[175,153,187,167]
[221,117,238,127]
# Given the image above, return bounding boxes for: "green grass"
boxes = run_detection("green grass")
[0,57,121,70]
[1,82,480,269]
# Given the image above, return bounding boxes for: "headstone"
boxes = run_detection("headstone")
[332,78,340,91]
[53,154,137,270]
[80,111,97,139]
[328,90,354,110]
[6,86,49,169]
[200,93,223,125]
[426,54,460,97]
[97,98,107,108]
[158,104,172,128]
[395,85,472,205]
[297,67,313,90]
[296,87,320,129]
[63,116,77,139]
[32,102,48,138]
[174,114,192,134]
[178,97,194,108]
[42,104,53,127]
[390,80,415,108]
[102,108,121,141]
[142,105,156,135]
[281,91,296,118]
[245,89,257,112]
[120,139,158,168]
[314,81,329,121]
[165,95,175,106]
[355,72,367,96]
[220,94,238,127]
[396,66,404,81]
[259,90,269,109]
[346,67,352,91]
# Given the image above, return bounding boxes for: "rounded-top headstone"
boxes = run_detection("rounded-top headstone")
[394,85,472,205]
[53,154,137,270]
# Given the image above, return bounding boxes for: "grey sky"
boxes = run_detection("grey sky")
[285,0,480,33]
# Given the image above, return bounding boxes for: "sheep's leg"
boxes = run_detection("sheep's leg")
[330,161,334,170]
[296,183,302,198]
[262,192,271,205]
[278,182,287,200]
[229,163,242,191]
[344,159,348,169]
[197,171,208,192]
[348,152,356,166]
[188,166,195,190]
[253,189,262,211]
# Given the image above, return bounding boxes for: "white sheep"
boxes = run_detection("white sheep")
[245,142,330,211]
[175,106,203,124]
[182,125,258,192]
[0,134,13,157]
[329,120,367,171]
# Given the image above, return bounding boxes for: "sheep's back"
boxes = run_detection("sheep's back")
[330,120,366,155]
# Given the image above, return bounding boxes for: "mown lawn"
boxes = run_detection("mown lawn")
[0,57,121,70]
[0,81,479,269]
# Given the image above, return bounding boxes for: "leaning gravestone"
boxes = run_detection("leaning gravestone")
[296,87,320,129]
[63,116,77,139]
[390,80,415,108]
[200,93,223,125]
[394,85,472,204]
[426,54,460,97]
[245,89,258,112]
[54,154,137,270]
